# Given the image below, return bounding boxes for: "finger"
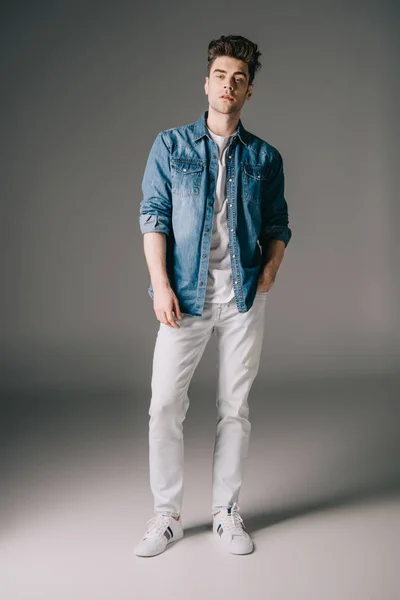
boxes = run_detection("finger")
[156,311,171,327]
[166,310,180,329]
[173,298,182,320]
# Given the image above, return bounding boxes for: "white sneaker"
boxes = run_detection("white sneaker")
[213,503,253,554]
[134,512,184,557]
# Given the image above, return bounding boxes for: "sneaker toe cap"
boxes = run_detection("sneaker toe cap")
[229,535,254,554]
[134,539,166,557]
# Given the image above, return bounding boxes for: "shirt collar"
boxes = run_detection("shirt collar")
[192,110,249,146]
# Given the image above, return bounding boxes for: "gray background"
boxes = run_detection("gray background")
[2,1,399,599]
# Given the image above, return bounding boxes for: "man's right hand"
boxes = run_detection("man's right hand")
[153,284,182,328]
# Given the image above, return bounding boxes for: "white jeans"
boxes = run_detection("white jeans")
[148,291,268,517]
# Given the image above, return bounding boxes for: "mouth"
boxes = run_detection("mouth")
[220,95,234,101]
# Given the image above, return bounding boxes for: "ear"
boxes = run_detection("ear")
[204,76,209,95]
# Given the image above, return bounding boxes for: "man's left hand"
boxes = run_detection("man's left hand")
[257,265,277,293]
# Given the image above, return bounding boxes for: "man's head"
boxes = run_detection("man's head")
[204,35,262,116]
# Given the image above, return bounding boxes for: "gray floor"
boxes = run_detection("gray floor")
[2,373,400,599]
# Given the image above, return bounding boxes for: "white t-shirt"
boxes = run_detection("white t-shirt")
[205,127,236,304]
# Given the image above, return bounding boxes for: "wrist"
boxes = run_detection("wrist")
[262,260,279,271]
[152,277,171,292]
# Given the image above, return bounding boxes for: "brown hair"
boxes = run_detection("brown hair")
[207,35,262,86]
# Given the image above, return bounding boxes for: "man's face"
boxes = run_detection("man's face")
[204,55,253,115]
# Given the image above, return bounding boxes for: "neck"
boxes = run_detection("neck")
[206,105,240,137]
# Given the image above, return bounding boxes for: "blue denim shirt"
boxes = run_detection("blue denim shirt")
[139,110,292,316]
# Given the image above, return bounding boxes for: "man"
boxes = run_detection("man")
[135,35,292,557]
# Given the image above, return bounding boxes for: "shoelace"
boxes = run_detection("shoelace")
[143,513,172,539]
[220,502,247,537]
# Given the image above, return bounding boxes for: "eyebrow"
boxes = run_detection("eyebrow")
[212,68,248,79]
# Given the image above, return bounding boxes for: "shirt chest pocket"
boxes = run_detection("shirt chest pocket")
[171,158,204,198]
[243,163,269,204]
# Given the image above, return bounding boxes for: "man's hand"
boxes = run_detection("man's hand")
[257,239,285,292]
[153,283,182,328]
[256,264,278,293]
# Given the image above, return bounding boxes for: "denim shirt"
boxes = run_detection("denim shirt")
[139,110,292,317]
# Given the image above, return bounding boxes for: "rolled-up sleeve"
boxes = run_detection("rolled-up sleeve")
[139,132,172,236]
[259,151,292,248]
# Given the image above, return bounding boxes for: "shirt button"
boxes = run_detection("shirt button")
[228,155,232,158]
[208,202,212,206]
[202,254,206,258]
[212,155,217,158]
[229,178,232,182]
[232,254,235,258]
[206,227,209,232]
[231,228,234,232]
[257,175,260,179]
[183,168,187,172]
[200,281,203,286]
[229,203,232,207]
[234,281,238,284]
